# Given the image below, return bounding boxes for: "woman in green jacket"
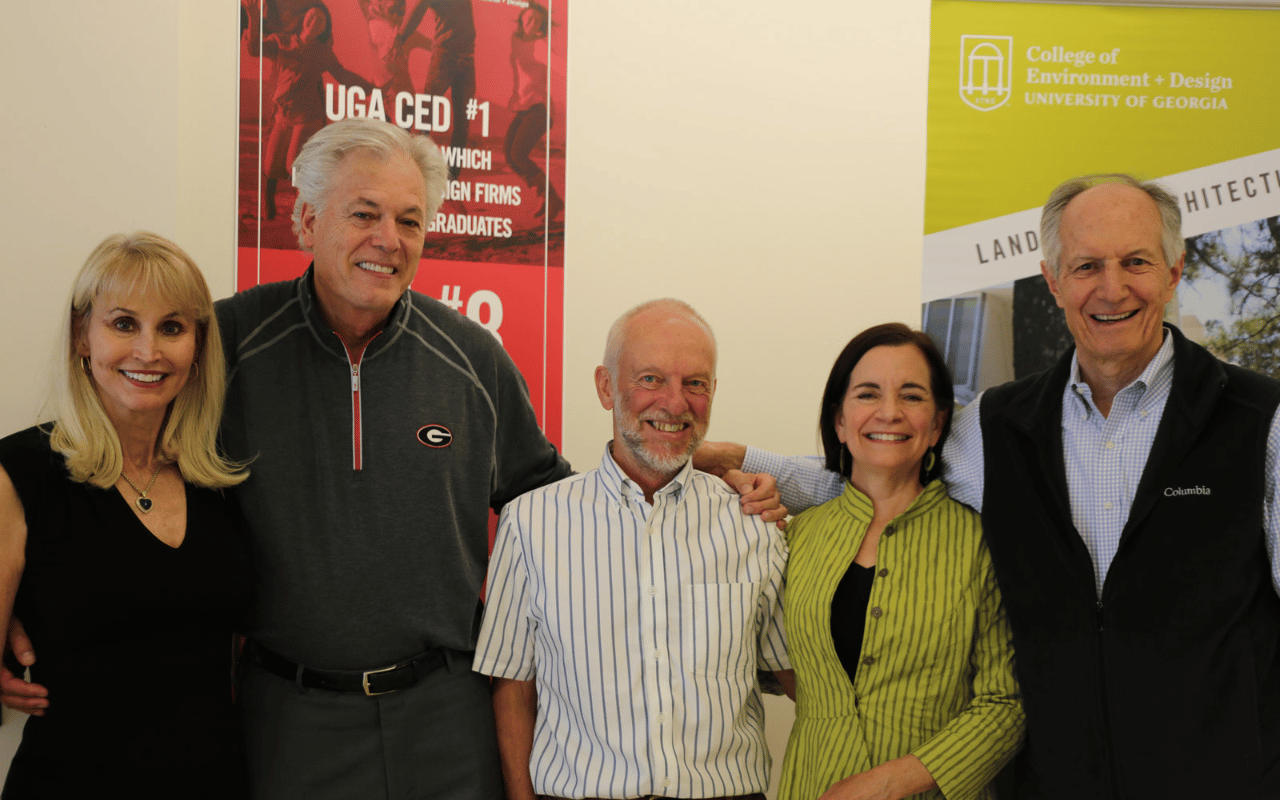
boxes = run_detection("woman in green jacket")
[779,323,1023,800]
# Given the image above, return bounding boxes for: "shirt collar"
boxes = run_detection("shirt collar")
[836,478,949,527]
[297,265,410,356]
[597,441,693,505]
[1065,326,1175,417]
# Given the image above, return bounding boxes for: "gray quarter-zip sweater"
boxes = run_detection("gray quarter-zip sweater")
[216,268,571,669]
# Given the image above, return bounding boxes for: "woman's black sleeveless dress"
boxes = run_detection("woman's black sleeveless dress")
[0,426,251,799]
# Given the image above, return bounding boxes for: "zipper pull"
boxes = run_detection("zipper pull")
[351,366,360,392]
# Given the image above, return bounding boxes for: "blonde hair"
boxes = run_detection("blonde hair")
[48,232,247,489]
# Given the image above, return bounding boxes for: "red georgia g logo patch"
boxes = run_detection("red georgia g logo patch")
[417,424,453,448]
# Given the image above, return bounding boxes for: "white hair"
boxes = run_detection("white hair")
[290,117,449,247]
[1040,173,1184,278]
[602,299,716,381]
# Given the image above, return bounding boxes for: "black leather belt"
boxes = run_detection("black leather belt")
[538,794,765,800]
[250,641,449,696]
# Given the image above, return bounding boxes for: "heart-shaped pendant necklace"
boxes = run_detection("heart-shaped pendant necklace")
[121,465,162,514]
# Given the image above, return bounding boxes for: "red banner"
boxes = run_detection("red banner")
[237,0,567,443]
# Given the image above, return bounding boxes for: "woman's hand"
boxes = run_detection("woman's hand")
[818,770,894,800]
[818,755,937,800]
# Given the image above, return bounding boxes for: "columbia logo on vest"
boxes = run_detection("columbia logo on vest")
[1163,485,1211,497]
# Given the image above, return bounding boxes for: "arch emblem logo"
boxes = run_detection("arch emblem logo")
[960,35,1013,112]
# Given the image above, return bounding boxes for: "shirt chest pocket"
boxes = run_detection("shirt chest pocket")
[681,582,760,678]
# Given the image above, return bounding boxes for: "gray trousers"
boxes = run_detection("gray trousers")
[239,652,503,800]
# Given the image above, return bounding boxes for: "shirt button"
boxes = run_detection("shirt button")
[883,525,895,537]
[878,568,889,578]
[656,713,666,723]
[1105,441,1115,449]
[1104,501,1113,510]
[1140,410,1148,418]
[870,607,883,618]
[661,779,671,788]
[862,655,876,666]
[648,586,657,596]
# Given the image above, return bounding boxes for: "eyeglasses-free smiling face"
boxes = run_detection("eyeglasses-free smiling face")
[835,344,944,488]
[1042,182,1183,386]
[299,148,429,339]
[77,291,198,430]
[596,306,716,490]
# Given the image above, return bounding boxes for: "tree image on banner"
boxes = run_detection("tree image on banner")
[1183,217,1280,379]
[1011,275,1072,379]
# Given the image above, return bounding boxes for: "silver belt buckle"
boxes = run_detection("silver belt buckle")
[362,664,398,696]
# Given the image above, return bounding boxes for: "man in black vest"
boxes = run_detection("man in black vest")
[695,174,1280,799]
[970,175,1280,799]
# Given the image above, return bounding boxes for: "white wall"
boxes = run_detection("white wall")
[0,2,239,429]
[562,2,931,466]
[0,0,933,789]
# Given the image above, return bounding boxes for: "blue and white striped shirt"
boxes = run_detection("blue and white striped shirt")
[745,333,1280,599]
[474,445,790,799]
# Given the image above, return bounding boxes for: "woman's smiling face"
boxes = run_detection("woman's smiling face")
[835,344,944,487]
[77,289,197,429]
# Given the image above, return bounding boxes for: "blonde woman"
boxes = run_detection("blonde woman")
[0,232,250,798]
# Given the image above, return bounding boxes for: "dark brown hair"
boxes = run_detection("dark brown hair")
[818,322,954,485]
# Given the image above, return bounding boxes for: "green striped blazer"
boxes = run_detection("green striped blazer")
[779,480,1024,800]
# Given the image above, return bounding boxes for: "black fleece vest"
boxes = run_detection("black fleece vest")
[979,326,1280,800]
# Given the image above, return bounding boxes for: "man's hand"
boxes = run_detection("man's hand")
[1,618,47,715]
[693,441,746,478]
[724,469,788,524]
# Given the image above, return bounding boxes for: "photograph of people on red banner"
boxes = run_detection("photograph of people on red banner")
[237,0,567,441]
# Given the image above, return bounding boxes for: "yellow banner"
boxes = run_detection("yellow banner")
[926,1,1280,234]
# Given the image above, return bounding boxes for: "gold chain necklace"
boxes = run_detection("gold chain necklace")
[120,465,162,514]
